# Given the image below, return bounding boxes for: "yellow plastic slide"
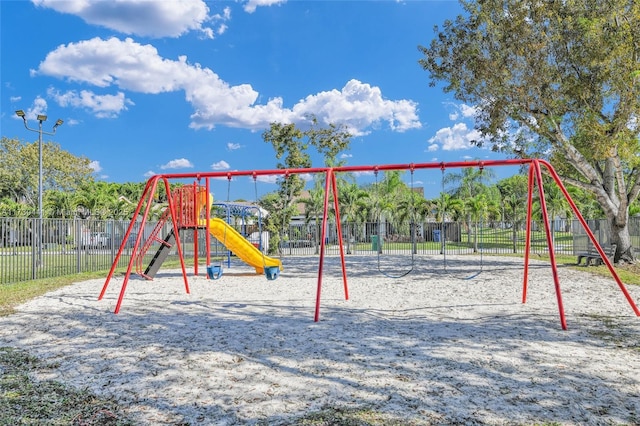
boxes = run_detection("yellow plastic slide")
[200,218,282,274]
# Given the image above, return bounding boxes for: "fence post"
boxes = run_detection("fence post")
[75,217,82,273]
[30,218,37,280]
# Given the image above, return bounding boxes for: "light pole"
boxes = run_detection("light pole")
[15,110,63,271]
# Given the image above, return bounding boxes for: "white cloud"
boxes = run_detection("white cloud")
[340,153,353,159]
[32,0,218,39]
[429,102,485,152]
[291,79,421,135]
[35,37,421,134]
[448,103,477,121]
[88,160,102,172]
[160,158,194,169]
[227,142,242,150]
[144,170,156,178]
[255,172,311,184]
[211,160,230,170]
[428,122,481,151]
[47,87,133,118]
[15,96,49,121]
[459,104,477,118]
[256,175,278,184]
[243,0,287,13]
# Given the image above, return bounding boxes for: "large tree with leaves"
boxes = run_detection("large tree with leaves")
[261,116,352,245]
[419,0,640,263]
[0,137,94,216]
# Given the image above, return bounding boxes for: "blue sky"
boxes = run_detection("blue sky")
[1,0,519,200]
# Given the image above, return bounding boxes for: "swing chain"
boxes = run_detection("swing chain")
[374,166,415,279]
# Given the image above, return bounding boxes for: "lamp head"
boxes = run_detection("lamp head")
[15,110,26,118]
[37,114,48,122]
[54,119,64,128]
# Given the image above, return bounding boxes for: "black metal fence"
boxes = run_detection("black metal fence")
[2,216,638,285]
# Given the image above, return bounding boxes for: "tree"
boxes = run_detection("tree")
[302,178,326,254]
[44,190,77,219]
[465,193,501,252]
[419,0,640,263]
[0,137,94,216]
[337,182,370,254]
[368,171,410,240]
[434,192,464,223]
[258,191,295,255]
[262,117,352,244]
[443,166,496,242]
[497,174,530,252]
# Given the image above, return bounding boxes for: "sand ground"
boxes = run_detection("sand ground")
[1,254,639,425]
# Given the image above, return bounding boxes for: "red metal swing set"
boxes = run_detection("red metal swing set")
[99,158,640,330]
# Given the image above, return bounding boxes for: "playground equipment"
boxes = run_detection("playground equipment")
[439,163,485,280]
[99,159,640,330]
[207,178,271,279]
[122,180,282,283]
[374,166,416,278]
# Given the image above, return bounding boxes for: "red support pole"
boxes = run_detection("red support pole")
[99,176,157,300]
[164,178,190,296]
[205,177,211,275]
[522,163,536,304]
[533,160,567,330]
[315,169,334,322]
[193,182,199,276]
[114,177,160,313]
[539,160,640,316]
[330,171,349,300]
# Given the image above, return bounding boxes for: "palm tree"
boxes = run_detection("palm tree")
[497,174,530,252]
[302,178,326,254]
[465,193,501,252]
[443,166,496,241]
[43,190,77,252]
[44,190,76,219]
[337,182,369,254]
[433,192,464,223]
[374,171,409,242]
[432,192,464,252]
[396,190,429,252]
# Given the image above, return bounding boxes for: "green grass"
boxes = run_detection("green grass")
[512,252,640,285]
[0,346,134,425]
[271,406,433,425]
[0,271,109,316]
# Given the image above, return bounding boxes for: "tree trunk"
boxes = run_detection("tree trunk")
[553,148,638,265]
[608,212,636,264]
